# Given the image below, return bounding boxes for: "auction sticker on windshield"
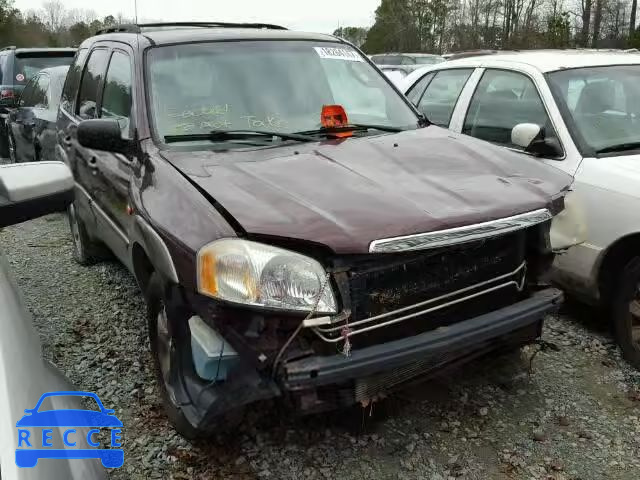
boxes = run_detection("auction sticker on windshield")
[314,46,363,62]
[15,391,123,469]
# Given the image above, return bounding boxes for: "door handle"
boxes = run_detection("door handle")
[87,155,98,167]
[63,135,73,147]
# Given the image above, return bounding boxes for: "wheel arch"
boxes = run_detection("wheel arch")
[129,216,179,294]
[597,232,640,305]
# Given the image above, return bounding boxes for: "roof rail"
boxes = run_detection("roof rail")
[1,46,17,51]
[139,22,287,30]
[95,22,287,35]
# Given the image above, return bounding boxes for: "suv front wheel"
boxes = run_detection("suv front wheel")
[145,272,248,439]
[613,257,640,368]
[146,272,206,439]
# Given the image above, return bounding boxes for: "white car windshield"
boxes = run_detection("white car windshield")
[547,65,640,155]
[146,41,419,142]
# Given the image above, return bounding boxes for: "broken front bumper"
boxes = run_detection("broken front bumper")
[283,288,562,391]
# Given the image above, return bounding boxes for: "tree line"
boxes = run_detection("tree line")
[1,0,637,54]
[336,0,640,53]
[0,0,130,48]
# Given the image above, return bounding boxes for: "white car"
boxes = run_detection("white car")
[402,51,640,367]
[0,162,106,479]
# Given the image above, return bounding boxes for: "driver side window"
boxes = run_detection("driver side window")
[77,48,109,120]
[101,51,133,138]
[463,69,559,150]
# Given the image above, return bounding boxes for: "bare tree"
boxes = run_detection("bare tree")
[40,0,65,32]
[592,0,605,46]
[581,0,593,45]
[631,0,637,36]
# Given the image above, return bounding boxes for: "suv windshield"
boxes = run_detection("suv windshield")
[147,41,418,141]
[547,65,640,155]
[15,52,75,85]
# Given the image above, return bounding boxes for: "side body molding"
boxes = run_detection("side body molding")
[130,215,180,284]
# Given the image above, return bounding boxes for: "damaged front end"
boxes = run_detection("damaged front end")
[166,206,565,430]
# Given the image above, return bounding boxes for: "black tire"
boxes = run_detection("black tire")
[146,272,249,440]
[146,272,204,439]
[67,202,108,265]
[612,257,640,369]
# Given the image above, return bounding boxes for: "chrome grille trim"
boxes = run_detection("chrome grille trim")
[369,209,552,253]
[311,261,526,343]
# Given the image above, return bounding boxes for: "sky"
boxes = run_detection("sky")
[16,0,379,33]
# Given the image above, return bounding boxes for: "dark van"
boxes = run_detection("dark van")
[0,47,75,156]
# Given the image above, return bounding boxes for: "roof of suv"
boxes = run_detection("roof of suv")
[88,27,338,48]
[443,49,640,72]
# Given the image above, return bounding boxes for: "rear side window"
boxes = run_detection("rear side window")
[60,49,88,113]
[417,69,473,127]
[19,77,38,107]
[0,54,7,84]
[77,49,109,120]
[101,51,133,137]
[33,75,50,108]
[14,51,75,85]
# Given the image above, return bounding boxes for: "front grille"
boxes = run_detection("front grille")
[313,232,526,348]
[349,232,523,320]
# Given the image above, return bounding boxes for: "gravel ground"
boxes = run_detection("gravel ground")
[2,213,640,480]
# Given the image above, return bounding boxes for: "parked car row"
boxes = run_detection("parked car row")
[0,25,634,445]
[370,53,445,77]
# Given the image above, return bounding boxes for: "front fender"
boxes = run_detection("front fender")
[131,144,238,290]
[129,215,179,285]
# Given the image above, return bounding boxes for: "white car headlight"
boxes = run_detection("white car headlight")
[197,239,337,313]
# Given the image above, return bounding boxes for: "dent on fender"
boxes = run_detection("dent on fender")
[130,216,180,284]
[550,190,588,252]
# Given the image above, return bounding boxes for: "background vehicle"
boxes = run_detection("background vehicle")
[7,66,69,163]
[0,161,106,479]
[402,50,640,367]
[58,22,570,439]
[0,47,75,157]
[442,50,503,61]
[370,53,444,77]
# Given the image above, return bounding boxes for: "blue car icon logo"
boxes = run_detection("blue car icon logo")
[15,391,123,468]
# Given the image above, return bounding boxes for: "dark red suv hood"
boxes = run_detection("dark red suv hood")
[160,127,572,254]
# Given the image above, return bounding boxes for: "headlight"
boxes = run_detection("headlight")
[197,239,337,313]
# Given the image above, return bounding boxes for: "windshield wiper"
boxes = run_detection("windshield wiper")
[296,124,405,136]
[164,130,317,144]
[595,142,640,154]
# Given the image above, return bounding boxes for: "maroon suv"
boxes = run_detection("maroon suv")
[56,22,572,438]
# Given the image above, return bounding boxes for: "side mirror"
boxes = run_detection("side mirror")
[0,162,74,228]
[77,118,133,155]
[511,123,563,158]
